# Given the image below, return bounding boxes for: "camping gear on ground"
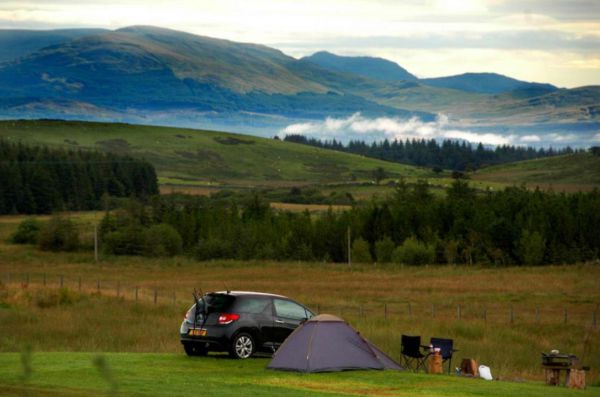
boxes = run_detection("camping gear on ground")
[541,352,589,389]
[460,358,479,377]
[479,365,493,380]
[267,314,402,373]
[430,337,458,374]
[428,351,443,374]
[400,335,429,372]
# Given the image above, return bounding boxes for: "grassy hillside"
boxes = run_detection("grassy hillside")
[1,353,594,397]
[0,119,433,187]
[472,152,600,191]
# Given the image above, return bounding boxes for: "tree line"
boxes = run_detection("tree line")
[0,140,158,214]
[282,135,578,171]
[29,181,592,266]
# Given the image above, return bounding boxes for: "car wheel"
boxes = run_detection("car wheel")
[183,342,208,357]
[229,333,254,359]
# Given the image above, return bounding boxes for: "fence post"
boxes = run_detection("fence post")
[154,289,157,305]
[135,287,139,302]
[457,304,462,320]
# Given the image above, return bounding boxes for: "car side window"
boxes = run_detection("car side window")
[234,297,270,314]
[273,299,309,320]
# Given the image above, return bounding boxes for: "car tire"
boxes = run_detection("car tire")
[183,342,208,357]
[229,332,255,359]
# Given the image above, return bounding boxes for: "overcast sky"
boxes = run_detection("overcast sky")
[1,0,599,87]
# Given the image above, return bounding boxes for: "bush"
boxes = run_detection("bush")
[518,230,545,265]
[392,237,435,265]
[195,238,234,260]
[37,216,79,251]
[102,225,145,256]
[375,237,395,263]
[10,218,42,244]
[351,238,372,263]
[142,223,183,257]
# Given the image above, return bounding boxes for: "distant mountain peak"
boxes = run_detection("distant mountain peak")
[302,51,418,82]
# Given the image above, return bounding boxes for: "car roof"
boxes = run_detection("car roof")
[209,290,288,299]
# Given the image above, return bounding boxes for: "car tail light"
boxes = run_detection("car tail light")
[218,313,240,325]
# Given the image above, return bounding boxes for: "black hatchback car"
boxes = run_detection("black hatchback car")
[180,291,314,358]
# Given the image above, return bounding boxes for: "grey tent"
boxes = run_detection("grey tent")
[267,314,402,373]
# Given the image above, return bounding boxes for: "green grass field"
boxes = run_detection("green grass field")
[0,119,432,187]
[472,152,600,192]
[1,352,597,397]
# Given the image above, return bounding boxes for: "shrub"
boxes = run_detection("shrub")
[375,237,395,263]
[102,224,145,256]
[351,238,372,263]
[195,238,234,260]
[10,218,42,244]
[518,230,545,265]
[37,216,79,251]
[34,288,80,308]
[392,237,435,265]
[142,223,183,257]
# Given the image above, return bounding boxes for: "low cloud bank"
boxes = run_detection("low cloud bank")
[280,113,588,147]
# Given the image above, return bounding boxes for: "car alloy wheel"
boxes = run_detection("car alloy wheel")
[232,333,254,359]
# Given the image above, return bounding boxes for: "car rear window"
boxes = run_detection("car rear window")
[233,297,270,314]
[204,293,235,313]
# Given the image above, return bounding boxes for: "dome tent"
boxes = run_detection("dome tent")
[267,314,402,373]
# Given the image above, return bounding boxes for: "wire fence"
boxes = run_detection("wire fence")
[3,271,598,328]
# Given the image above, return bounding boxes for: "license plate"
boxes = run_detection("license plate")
[189,328,206,336]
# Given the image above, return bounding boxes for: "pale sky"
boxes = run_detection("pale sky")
[1,0,599,87]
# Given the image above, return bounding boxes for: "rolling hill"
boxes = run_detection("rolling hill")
[472,152,600,191]
[302,51,417,82]
[0,119,433,186]
[0,25,597,136]
[0,28,107,63]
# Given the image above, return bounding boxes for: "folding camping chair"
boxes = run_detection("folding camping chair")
[430,337,458,374]
[400,335,430,372]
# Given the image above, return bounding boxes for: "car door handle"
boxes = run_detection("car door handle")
[275,319,285,324]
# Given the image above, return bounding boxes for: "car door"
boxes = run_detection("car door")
[272,298,312,344]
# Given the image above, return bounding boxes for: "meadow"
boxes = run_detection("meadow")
[1,213,599,395]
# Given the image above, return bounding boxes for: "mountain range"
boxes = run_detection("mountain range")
[0,25,598,145]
